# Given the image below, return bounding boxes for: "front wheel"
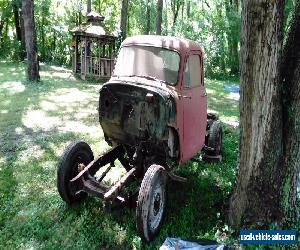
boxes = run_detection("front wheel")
[57,141,94,204]
[136,164,167,242]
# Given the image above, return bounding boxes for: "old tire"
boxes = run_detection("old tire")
[57,141,94,205]
[207,120,222,156]
[136,165,167,242]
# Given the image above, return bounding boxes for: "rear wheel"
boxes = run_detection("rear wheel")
[136,164,167,242]
[207,120,222,156]
[57,141,94,204]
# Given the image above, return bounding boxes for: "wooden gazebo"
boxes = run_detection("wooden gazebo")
[70,11,116,80]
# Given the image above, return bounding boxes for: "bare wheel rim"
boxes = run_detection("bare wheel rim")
[148,179,165,232]
[68,153,87,196]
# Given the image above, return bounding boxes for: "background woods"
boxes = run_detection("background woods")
[0,0,244,78]
[0,0,299,248]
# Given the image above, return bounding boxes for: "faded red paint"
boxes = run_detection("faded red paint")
[121,35,207,164]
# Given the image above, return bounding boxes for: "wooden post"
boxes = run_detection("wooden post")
[99,40,101,77]
[75,36,79,73]
[109,42,112,76]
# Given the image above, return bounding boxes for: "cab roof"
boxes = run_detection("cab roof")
[122,35,203,55]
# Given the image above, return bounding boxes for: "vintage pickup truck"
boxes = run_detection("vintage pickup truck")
[57,35,222,241]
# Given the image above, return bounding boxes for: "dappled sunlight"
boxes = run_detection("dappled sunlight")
[0,81,25,94]
[49,65,72,73]
[18,144,45,162]
[39,100,58,111]
[23,110,60,131]
[95,162,126,185]
[206,79,239,125]
[0,99,11,106]
[0,157,4,170]
[40,70,76,80]
[0,62,241,249]
[206,88,215,94]
[15,126,24,134]
[22,108,101,137]
[226,92,240,101]
[60,121,100,135]
[47,87,95,103]
[223,120,239,128]
[207,108,218,114]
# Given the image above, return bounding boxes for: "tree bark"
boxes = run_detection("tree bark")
[87,0,92,14]
[145,0,151,34]
[156,0,163,35]
[186,0,190,18]
[171,0,181,26]
[229,0,300,228]
[21,0,40,82]
[13,0,26,59]
[229,0,284,228]
[120,0,129,41]
[225,0,240,74]
[280,1,300,226]
[13,1,22,42]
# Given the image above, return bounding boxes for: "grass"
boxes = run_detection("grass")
[0,61,239,249]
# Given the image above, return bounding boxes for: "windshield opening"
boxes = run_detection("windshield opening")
[113,45,180,86]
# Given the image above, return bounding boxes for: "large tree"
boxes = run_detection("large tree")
[229,0,300,228]
[120,0,129,41]
[87,0,92,13]
[225,0,239,74]
[22,0,40,82]
[156,0,163,35]
[145,0,151,35]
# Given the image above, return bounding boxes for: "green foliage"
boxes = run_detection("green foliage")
[0,61,239,249]
[0,0,242,77]
[0,0,295,77]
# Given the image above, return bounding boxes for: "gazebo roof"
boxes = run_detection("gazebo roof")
[70,11,115,38]
[87,11,104,22]
[71,24,106,36]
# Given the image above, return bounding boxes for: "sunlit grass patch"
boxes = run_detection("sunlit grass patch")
[0,62,239,249]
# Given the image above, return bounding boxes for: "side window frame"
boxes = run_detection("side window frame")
[183,53,203,88]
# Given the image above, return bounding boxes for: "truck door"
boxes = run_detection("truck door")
[180,53,207,162]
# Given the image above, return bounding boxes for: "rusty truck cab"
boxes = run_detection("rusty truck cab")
[100,35,207,165]
[58,35,221,243]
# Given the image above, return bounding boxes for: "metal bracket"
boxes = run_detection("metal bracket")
[70,145,124,182]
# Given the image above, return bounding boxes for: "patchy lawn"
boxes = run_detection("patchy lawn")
[0,61,239,249]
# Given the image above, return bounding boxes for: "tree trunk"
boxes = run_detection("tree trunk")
[186,0,190,18]
[0,18,5,43]
[41,15,45,61]
[229,0,284,228]
[156,0,163,35]
[13,2,22,42]
[229,0,300,228]
[0,20,5,49]
[145,0,151,34]
[225,0,239,75]
[21,0,40,82]
[171,0,180,26]
[280,1,300,225]
[120,0,129,41]
[20,11,26,58]
[13,0,26,59]
[87,0,92,14]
